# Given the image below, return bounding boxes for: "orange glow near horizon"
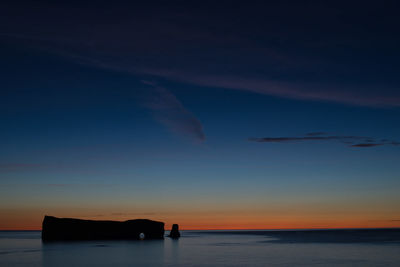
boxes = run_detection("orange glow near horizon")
[1,211,399,231]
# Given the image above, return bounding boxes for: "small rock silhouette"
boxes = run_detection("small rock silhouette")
[169,224,180,238]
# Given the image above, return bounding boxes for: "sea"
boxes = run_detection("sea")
[1,229,400,266]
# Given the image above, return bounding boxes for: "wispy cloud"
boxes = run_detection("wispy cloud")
[141,81,205,141]
[141,69,400,108]
[249,132,400,148]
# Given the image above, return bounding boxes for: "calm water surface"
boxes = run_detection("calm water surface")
[1,230,399,266]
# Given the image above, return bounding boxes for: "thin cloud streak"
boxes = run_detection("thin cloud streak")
[141,69,400,108]
[0,163,63,172]
[249,133,400,148]
[351,143,384,148]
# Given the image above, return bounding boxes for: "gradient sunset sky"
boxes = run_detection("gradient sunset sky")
[1,1,400,230]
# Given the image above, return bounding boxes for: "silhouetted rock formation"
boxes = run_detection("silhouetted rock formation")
[42,216,164,241]
[168,224,180,238]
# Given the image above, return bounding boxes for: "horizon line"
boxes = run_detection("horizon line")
[2,226,400,231]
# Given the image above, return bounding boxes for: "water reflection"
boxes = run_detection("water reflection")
[164,237,180,265]
[2,231,400,267]
[42,239,165,267]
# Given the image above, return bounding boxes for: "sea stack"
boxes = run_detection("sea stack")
[169,224,180,238]
[41,216,164,241]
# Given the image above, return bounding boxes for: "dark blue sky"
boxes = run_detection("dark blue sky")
[1,1,400,229]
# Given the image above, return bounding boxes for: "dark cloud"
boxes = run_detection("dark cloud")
[79,214,105,218]
[249,135,366,143]
[111,212,156,216]
[249,133,400,148]
[351,143,384,148]
[306,132,328,136]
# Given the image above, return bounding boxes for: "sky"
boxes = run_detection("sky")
[1,1,400,230]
